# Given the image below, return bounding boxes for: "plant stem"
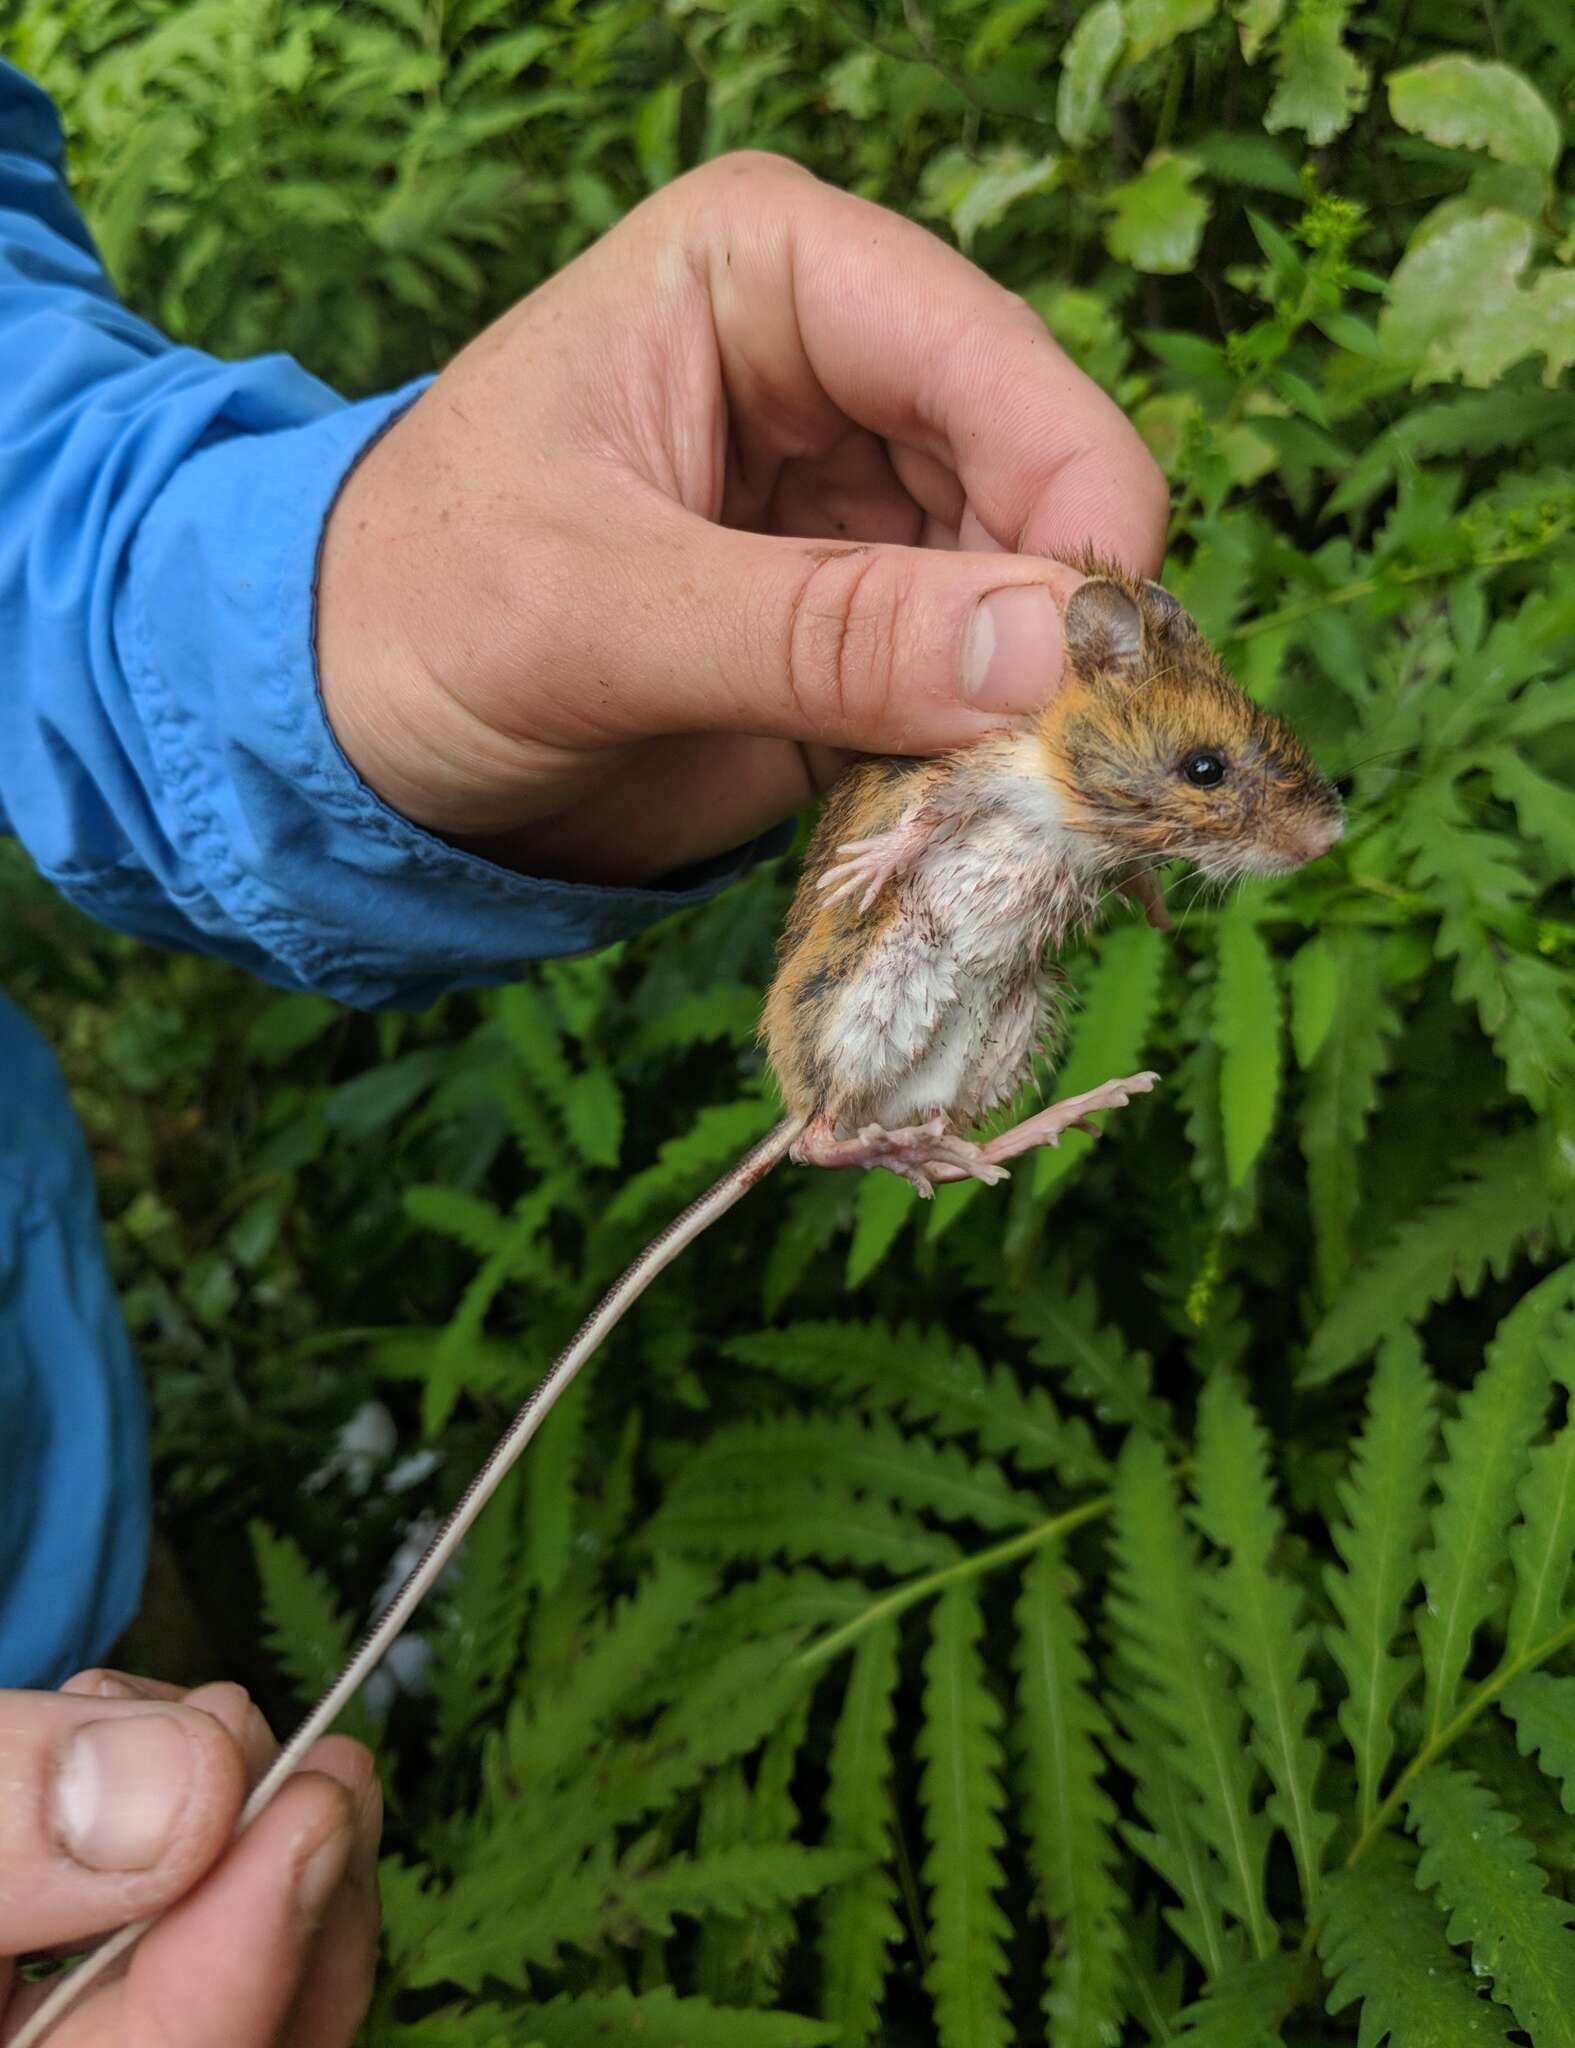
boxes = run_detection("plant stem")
[791,1493,1111,1674]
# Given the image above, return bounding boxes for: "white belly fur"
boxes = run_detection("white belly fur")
[823,761,1097,1133]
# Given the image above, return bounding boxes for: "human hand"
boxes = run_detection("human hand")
[317,152,1168,885]
[0,1672,380,2047]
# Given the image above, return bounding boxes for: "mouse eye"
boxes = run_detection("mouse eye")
[1182,750,1227,788]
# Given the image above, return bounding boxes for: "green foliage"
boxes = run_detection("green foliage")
[11,0,1575,2041]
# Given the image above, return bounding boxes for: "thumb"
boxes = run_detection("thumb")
[582,510,1090,756]
[0,1687,246,1959]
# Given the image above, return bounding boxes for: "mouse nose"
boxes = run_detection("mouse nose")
[1295,811,1345,861]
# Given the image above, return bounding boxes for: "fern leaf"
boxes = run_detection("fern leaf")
[601,1099,778,1228]
[1504,1268,1575,1660]
[1297,929,1401,1303]
[1033,920,1167,1197]
[1191,1376,1335,1912]
[497,981,574,1103]
[846,1169,913,1287]
[1109,1698,1233,1978]
[1170,1951,1304,2044]
[647,1476,958,1575]
[563,1064,623,1168]
[1013,1549,1126,2047]
[1108,1435,1275,1957]
[1485,745,1575,872]
[668,1413,1039,1534]
[990,1258,1168,1438]
[1319,1837,1514,2047]
[506,1559,713,1785]
[248,1519,371,1743]
[1502,1672,1575,1813]
[1407,1764,1575,2046]
[1301,1130,1567,1384]
[429,1464,531,1750]
[629,983,762,1055]
[402,1182,513,1255]
[1324,1331,1437,1829]
[523,1371,588,1599]
[818,1625,903,2046]
[1213,902,1283,1188]
[726,1319,1106,1486]
[1418,1288,1553,1739]
[610,1843,867,1941]
[917,1582,1014,2048]
[523,1986,838,2046]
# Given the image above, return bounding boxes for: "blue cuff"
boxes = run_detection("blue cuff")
[108,383,787,1009]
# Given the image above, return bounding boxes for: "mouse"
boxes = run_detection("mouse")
[15,562,1344,2045]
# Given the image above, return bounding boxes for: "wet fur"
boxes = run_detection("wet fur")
[762,558,1343,1137]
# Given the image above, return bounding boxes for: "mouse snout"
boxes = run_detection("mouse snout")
[1289,808,1344,863]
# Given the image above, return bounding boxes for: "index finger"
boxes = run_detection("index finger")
[691,153,1169,575]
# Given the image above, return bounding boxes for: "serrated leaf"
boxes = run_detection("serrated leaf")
[917,1582,1013,2048]
[249,1520,372,1744]
[1388,56,1561,174]
[818,1625,903,2045]
[1324,1332,1437,1829]
[1105,151,1209,273]
[649,1477,957,1576]
[1264,3,1367,145]
[563,1065,622,1168]
[1035,921,1167,1196]
[1109,1435,1276,1956]
[1057,0,1124,149]
[1320,1837,1515,2046]
[1298,930,1401,1301]
[1192,1377,1334,1911]
[1381,211,1575,388]
[1171,1951,1304,2043]
[1214,904,1283,1188]
[1407,1764,1575,2045]
[1287,933,1339,1068]
[1503,1672,1575,1814]
[1122,0,1216,65]
[1503,1268,1575,1659]
[1418,1290,1553,1739]
[1302,1131,1569,1384]
[991,1257,1166,1435]
[846,1169,911,1288]
[1014,1550,1126,2046]
[525,1986,837,2047]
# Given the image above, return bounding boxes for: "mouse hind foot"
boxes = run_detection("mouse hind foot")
[959,1069,1160,1172]
[791,1112,1010,1199]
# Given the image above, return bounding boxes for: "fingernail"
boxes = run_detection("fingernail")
[296,1823,353,1925]
[54,1713,195,1871]
[963,585,1064,712]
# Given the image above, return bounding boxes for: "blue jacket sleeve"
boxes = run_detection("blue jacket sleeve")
[0,63,785,1010]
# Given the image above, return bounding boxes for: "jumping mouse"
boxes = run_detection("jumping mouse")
[18,565,1344,2044]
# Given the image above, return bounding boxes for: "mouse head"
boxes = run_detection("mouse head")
[1041,574,1345,883]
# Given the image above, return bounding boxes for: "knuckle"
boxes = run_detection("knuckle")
[783,547,898,739]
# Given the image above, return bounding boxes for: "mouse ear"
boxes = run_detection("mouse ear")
[1064,579,1145,679]
[1141,580,1199,642]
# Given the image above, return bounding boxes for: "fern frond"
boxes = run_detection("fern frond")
[523,1371,587,1599]
[818,1624,903,2046]
[990,1257,1168,1438]
[429,1463,530,1750]
[1013,1549,1126,2047]
[846,1169,913,1287]
[668,1412,1039,1534]
[647,1475,958,1575]
[1170,1952,1304,2044]
[402,1181,513,1255]
[1108,1435,1275,1957]
[1504,1268,1575,1660]
[1417,1289,1553,1740]
[1324,1331,1437,1829]
[601,1098,778,1228]
[1191,1376,1334,1912]
[609,1842,867,1941]
[1109,1698,1234,1978]
[1485,745,1575,872]
[1407,1763,1575,2045]
[1502,1672,1575,1813]
[524,1986,838,2046]
[1033,920,1167,1197]
[1302,1130,1566,1385]
[629,983,762,1055]
[1319,1837,1514,2047]
[506,1558,713,1786]
[917,1581,1014,2048]
[249,1519,371,1743]
[726,1319,1106,1486]
[562,1063,622,1168]
[1296,929,1401,1303]
[1213,901,1283,1189]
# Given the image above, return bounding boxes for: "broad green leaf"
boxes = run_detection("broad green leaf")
[1229,0,1285,64]
[1381,211,1575,388]
[1287,933,1339,1068]
[1104,152,1209,273]
[1324,1333,1437,1830]
[1320,1838,1515,2046]
[1408,1765,1575,2046]
[846,1169,911,1288]
[1214,904,1282,1188]
[1122,0,1216,65]
[819,1627,902,2045]
[1057,0,1124,149]
[918,1583,1013,2048]
[1014,1551,1126,2045]
[1035,921,1167,1196]
[1264,4,1367,145]
[1388,57,1561,174]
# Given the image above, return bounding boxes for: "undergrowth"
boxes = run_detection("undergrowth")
[3,0,1573,2041]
